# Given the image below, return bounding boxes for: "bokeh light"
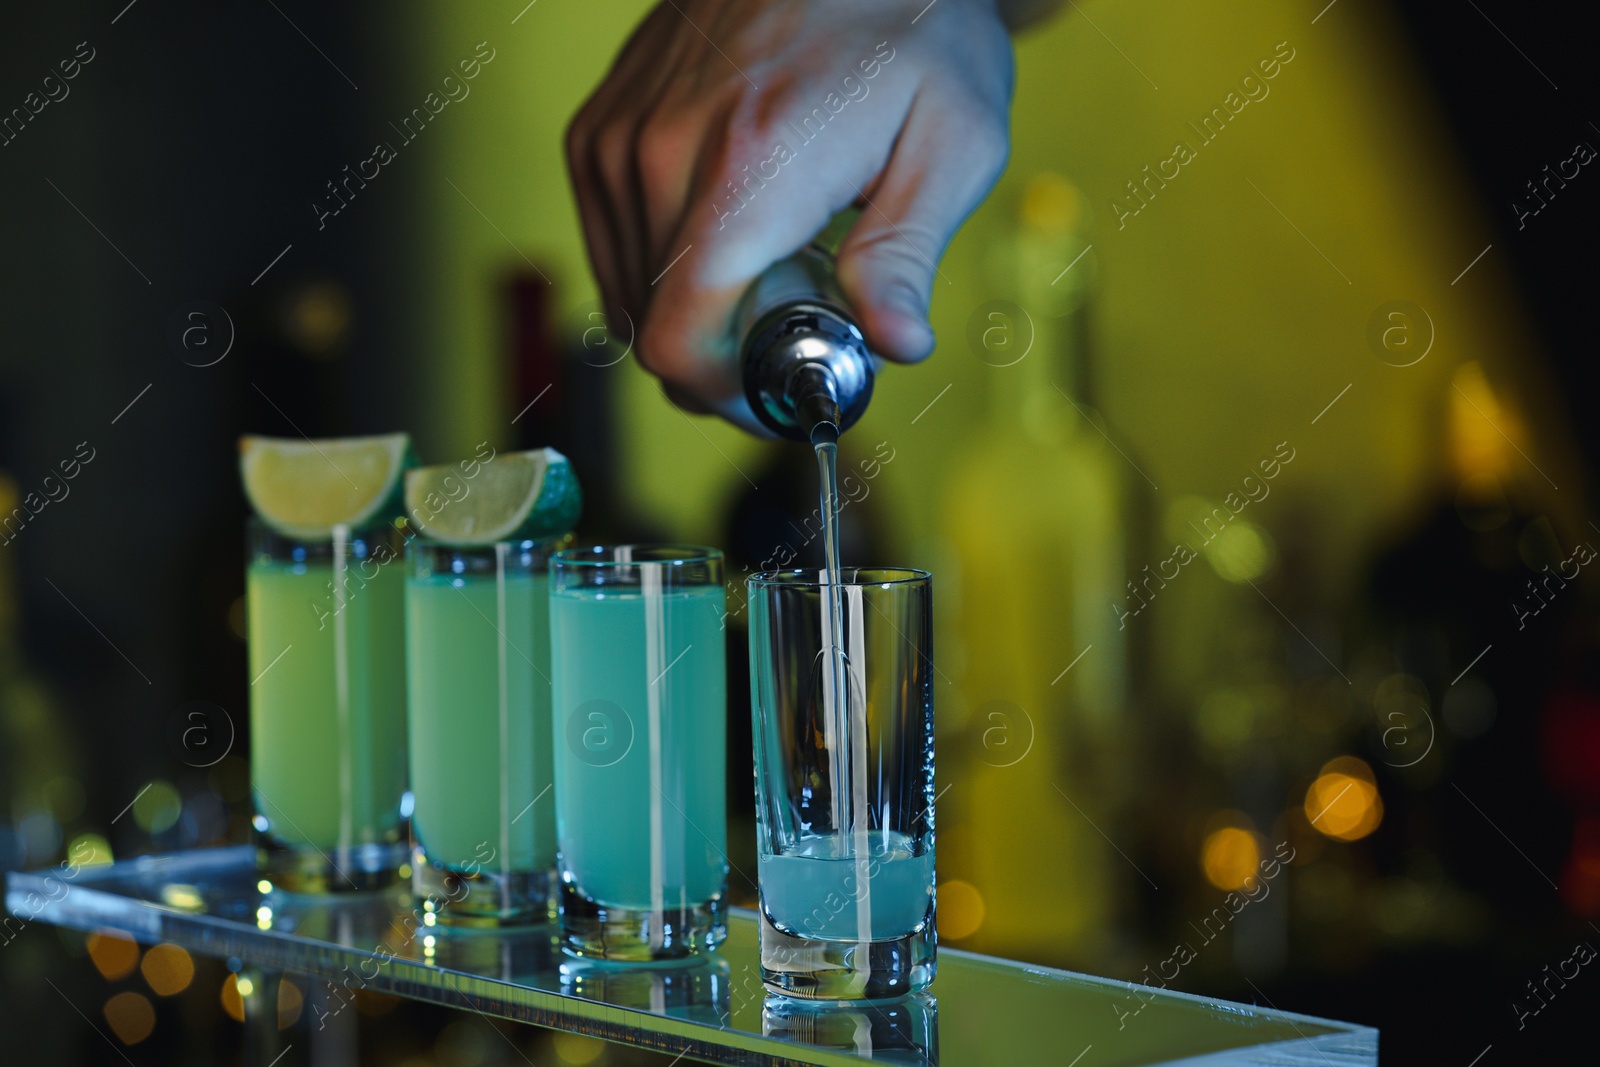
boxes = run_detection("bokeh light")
[552,1032,605,1065]
[220,974,246,1023]
[1201,825,1263,891]
[1560,815,1600,917]
[132,780,183,834]
[1448,361,1522,484]
[68,833,113,868]
[140,943,194,997]
[102,991,155,1045]
[937,879,987,940]
[1203,521,1276,583]
[158,884,205,912]
[278,977,304,1030]
[1304,757,1384,842]
[87,930,140,981]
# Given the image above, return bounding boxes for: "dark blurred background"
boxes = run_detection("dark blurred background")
[3,0,1598,1063]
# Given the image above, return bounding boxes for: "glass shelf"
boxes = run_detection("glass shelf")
[6,847,1376,1066]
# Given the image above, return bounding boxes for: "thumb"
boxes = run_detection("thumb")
[835,220,939,363]
[835,100,1010,363]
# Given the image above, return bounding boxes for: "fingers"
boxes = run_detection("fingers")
[568,0,1016,417]
[834,90,1012,364]
[661,380,713,415]
[566,5,682,327]
[637,82,912,402]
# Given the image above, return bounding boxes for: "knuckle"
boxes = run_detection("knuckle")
[636,319,683,379]
[594,121,634,183]
[636,117,690,190]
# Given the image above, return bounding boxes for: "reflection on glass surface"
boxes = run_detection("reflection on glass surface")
[425,926,559,983]
[764,993,938,1065]
[3,847,1377,1066]
[561,953,731,1026]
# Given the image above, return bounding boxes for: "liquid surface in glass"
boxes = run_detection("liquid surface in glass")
[760,830,933,940]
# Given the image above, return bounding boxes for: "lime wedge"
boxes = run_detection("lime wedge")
[405,448,581,545]
[240,433,412,539]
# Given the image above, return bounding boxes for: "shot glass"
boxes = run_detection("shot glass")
[748,568,937,999]
[405,538,561,927]
[247,520,409,892]
[549,545,728,959]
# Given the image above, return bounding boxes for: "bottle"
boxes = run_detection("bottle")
[737,216,879,442]
[937,173,1143,961]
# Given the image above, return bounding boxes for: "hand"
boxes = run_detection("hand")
[566,0,1017,427]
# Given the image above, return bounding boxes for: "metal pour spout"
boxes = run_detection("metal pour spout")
[738,243,879,442]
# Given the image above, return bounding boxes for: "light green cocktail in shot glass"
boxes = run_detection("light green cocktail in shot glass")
[401,449,581,926]
[242,433,416,892]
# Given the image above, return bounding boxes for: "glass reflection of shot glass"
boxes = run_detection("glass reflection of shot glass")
[560,955,732,1026]
[405,538,560,927]
[748,568,937,999]
[764,993,939,1066]
[550,545,729,959]
[247,520,409,892]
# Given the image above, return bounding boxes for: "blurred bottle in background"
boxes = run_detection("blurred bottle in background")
[935,174,1149,962]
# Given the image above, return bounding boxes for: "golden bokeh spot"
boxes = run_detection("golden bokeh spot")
[1305,757,1383,842]
[552,1032,606,1065]
[278,977,304,1030]
[937,879,986,940]
[159,884,205,912]
[1321,755,1376,783]
[283,280,353,358]
[1449,361,1523,484]
[1201,827,1262,891]
[102,991,156,1045]
[220,974,246,1023]
[1021,172,1083,234]
[140,943,195,997]
[87,930,140,981]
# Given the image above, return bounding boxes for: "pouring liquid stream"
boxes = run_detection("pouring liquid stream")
[811,421,874,959]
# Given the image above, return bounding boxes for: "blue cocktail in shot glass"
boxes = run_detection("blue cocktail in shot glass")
[549,544,728,959]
